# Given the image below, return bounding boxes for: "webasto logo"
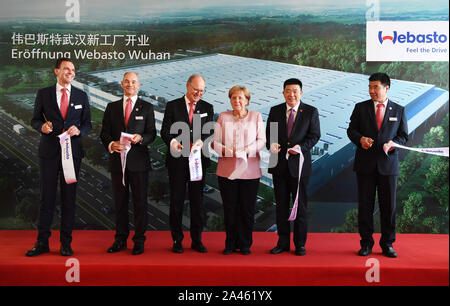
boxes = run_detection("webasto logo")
[378,31,448,44]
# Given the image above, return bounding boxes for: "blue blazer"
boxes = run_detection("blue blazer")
[31,84,92,160]
[347,99,408,176]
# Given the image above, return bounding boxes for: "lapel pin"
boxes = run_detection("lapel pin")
[71,103,74,107]
[136,108,139,111]
[299,109,303,112]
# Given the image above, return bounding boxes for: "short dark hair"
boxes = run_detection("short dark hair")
[283,78,302,90]
[55,57,73,69]
[369,73,390,88]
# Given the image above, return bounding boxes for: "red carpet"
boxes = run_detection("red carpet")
[0,230,448,286]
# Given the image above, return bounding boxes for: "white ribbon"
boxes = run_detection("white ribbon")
[58,131,77,184]
[385,142,449,157]
[189,145,203,181]
[228,150,248,180]
[120,132,134,186]
[285,147,304,221]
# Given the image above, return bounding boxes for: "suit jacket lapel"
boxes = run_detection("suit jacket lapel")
[181,96,190,125]
[279,103,287,139]
[379,100,393,133]
[66,87,75,121]
[366,100,378,132]
[50,85,63,120]
[289,101,304,140]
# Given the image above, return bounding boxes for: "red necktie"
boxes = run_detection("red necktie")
[188,101,195,125]
[60,88,69,120]
[376,103,385,131]
[124,98,132,127]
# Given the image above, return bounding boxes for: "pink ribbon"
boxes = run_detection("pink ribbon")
[285,147,304,221]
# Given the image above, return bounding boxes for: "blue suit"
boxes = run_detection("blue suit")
[31,84,91,245]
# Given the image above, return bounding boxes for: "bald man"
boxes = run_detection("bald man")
[161,74,214,253]
[100,72,156,255]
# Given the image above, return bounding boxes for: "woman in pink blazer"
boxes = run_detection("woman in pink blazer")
[212,86,266,255]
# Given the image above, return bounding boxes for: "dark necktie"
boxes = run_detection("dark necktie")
[287,108,295,138]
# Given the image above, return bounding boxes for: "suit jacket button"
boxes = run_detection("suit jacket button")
[287,142,290,145]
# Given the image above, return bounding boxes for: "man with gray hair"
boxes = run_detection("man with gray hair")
[100,72,156,255]
[161,74,214,253]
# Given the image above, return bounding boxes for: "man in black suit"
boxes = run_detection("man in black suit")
[160,74,214,253]
[266,78,320,256]
[26,58,92,257]
[347,73,408,258]
[100,72,156,255]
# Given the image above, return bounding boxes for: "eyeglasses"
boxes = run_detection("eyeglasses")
[189,84,206,95]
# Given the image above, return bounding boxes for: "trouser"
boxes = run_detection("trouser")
[218,176,260,250]
[357,172,397,249]
[111,170,149,244]
[168,166,205,245]
[272,174,310,249]
[37,157,81,245]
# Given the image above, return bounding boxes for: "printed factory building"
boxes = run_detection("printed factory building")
[73,53,449,193]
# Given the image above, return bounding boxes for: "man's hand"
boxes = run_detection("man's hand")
[130,134,143,144]
[192,139,203,149]
[41,121,53,134]
[111,141,125,153]
[383,140,395,154]
[170,139,183,153]
[288,144,301,155]
[270,143,281,154]
[360,137,374,150]
[67,125,80,137]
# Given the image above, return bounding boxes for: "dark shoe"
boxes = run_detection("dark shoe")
[60,244,74,256]
[107,241,127,253]
[358,246,372,256]
[222,248,234,255]
[132,243,144,255]
[295,246,306,256]
[191,242,208,253]
[240,248,251,255]
[382,246,398,258]
[25,242,50,257]
[270,246,289,254]
[172,242,184,253]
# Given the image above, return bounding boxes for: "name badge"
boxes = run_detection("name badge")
[74,105,82,109]
[135,116,143,120]
[389,117,397,121]
[200,113,208,118]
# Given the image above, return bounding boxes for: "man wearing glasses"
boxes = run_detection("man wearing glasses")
[161,74,214,254]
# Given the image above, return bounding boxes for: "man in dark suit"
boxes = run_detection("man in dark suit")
[26,58,92,257]
[160,74,214,253]
[266,78,320,256]
[100,72,156,255]
[347,73,408,258]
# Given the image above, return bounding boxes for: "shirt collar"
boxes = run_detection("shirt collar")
[184,95,196,106]
[124,95,138,104]
[286,101,300,112]
[56,83,71,93]
[374,98,388,107]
